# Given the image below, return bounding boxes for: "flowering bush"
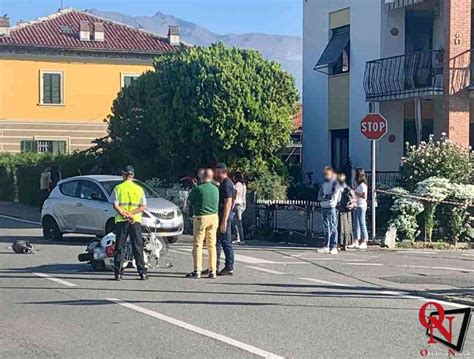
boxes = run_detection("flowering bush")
[414,177,452,242]
[401,134,472,189]
[388,187,424,241]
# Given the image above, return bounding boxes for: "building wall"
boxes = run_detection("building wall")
[348,1,383,170]
[0,56,152,152]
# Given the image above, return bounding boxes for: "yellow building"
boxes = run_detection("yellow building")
[0,8,180,153]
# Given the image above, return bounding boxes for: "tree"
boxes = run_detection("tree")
[102,43,299,180]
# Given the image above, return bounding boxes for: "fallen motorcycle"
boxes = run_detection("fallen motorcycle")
[78,229,171,271]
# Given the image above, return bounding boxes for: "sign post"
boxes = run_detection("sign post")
[360,113,388,244]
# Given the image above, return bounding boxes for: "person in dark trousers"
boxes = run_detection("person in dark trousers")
[50,166,62,189]
[336,173,355,251]
[111,165,148,281]
[214,163,236,276]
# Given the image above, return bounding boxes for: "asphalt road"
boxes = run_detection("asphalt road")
[0,215,473,359]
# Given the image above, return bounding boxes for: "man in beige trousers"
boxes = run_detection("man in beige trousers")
[186,169,219,279]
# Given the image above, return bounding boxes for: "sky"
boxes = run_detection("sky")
[0,0,302,37]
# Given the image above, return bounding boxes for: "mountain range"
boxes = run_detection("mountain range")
[87,9,302,93]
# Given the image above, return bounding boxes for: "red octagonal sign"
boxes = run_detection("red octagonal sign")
[361,113,388,140]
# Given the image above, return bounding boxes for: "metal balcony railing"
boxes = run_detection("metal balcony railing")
[364,50,444,102]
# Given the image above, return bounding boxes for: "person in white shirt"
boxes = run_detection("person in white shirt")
[350,168,369,250]
[317,167,339,254]
[232,172,247,245]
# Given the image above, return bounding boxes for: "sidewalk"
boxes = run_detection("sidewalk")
[0,201,41,224]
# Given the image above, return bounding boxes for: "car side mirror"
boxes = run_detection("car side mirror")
[90,192,104,201]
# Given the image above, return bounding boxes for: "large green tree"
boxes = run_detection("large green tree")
[103,43,299,180]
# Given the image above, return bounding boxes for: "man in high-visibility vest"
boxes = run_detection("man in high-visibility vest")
[111,165,147,280]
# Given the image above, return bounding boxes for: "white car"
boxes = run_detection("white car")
[41,175,183,243]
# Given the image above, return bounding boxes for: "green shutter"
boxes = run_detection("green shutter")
[21,140,38,153]
[123,76,133,88]
[52,141,67,154]
[43,74,52,104]
[43,73,61,104]
[51,74,61,104]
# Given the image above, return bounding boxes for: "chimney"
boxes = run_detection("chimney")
[167,25,180,45]
[0,16,10,36]
[94,22,104,42]
[79,21,91,41]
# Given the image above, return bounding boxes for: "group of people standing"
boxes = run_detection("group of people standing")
[186,163,247,279]
[318,166,368,254]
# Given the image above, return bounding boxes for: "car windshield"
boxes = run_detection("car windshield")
[101,180,160,198]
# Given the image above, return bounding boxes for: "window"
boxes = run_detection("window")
[79,180,106,201]
[314,25,350,75]
[404,119,434,149]
[21,140,67,154]
[59,181,80,198]
[121,74,140,88]
[331,129,349,173]
[330,42,350,75]
[41,71,63,105]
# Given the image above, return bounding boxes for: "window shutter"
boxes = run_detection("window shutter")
[21,140,38,153]
[52,141,67,154]
[43,74,52,104]
[123,76,133,88]
[51,74,61,104]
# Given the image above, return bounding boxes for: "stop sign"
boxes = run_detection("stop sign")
[360,113,388,140]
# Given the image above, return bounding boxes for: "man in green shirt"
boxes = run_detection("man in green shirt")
[186,168,219,279]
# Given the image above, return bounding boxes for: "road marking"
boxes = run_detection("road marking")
[344,262,383,266]
[172,247,302,265]
[0,215,41,226]
[33,272,78,287]
[106,298,284,359]
[376,290,467,309]
[299,277,352,287]
[400,265,474,273]
[296,257,337,260]
[246,266,286,275]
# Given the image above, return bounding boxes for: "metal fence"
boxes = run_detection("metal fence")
[364,50,444,102]
[243,200,324,241]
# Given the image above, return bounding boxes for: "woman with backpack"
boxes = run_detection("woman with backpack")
[336,173,355,251]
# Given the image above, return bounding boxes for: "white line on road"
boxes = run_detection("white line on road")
[299,277,352,287]
[376,290,467,309]
[246,266,286,275]
[33,272,78,287]
[399,265,474,273]
[0,215,41,226]
[172,248,304,265]
[106,298,284,359]
[344,262,384,266]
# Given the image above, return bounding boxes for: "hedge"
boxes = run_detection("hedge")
[0,152,98,205]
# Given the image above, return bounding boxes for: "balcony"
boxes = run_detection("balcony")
[364,50,444,102]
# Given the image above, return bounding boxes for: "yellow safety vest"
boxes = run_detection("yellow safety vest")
[114,180,145,223]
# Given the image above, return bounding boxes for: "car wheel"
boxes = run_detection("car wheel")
[105,219,115,235]
[167,236,179,244]
[42,216,63,241]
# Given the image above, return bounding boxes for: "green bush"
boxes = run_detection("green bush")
[0,166,15,201]
[0,152,98,205]
[248,171,287,200]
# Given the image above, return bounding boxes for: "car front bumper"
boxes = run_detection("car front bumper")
[141,216,184,237]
